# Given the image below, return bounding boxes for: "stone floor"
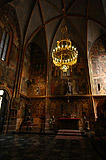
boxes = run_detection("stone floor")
[0,130,104,160]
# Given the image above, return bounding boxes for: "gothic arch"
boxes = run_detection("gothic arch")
[0,84,12,99]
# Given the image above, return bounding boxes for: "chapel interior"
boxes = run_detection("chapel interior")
[0,0,106,160]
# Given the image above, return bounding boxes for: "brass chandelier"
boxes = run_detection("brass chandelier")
[52,26,78,72]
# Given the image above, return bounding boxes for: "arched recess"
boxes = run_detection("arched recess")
[89,33,106,95]
[0,85,12,99]
[0,85,11,132]
[20,42,47,97]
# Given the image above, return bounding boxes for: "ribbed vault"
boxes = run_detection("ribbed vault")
[6,0,106,57]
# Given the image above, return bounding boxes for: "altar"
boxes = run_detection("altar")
[59,118,80,130]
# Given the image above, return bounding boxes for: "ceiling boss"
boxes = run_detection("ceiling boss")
[52,25,78,72]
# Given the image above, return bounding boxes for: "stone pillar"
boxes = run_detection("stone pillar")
[45,97,50,132]
[44,47,51,132]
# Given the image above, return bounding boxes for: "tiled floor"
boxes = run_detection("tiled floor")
[0,130,103,160]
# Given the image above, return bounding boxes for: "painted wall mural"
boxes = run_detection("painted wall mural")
[90,34,106,95]
[20,49,30,95]
[18,97,45,130]
[51,52,88,95]
[0,5,20,93]
[47,98,94,130]
[29,99,45,118]
[20,43,46,97]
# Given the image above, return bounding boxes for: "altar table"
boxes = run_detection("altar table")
[59,118,80,130]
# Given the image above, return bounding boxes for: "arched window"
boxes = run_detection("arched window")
[0,26,12,64]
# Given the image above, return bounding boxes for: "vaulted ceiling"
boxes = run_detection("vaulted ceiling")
[1,0,106,56]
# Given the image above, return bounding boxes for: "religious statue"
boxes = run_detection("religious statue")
[68,82,72,94]
[66,81,72,94]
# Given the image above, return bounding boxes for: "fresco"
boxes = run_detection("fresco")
[90,34,106,95]
[0,5,20,93]
[20,43,46,97]
[19,97,94,131]
[51,52,88,95]
[29,99,45,118]
[20,51,30,95]
[47,98,94,130]
[0,51,17,91]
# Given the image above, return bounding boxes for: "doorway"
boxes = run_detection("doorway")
[0,90,9,132]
